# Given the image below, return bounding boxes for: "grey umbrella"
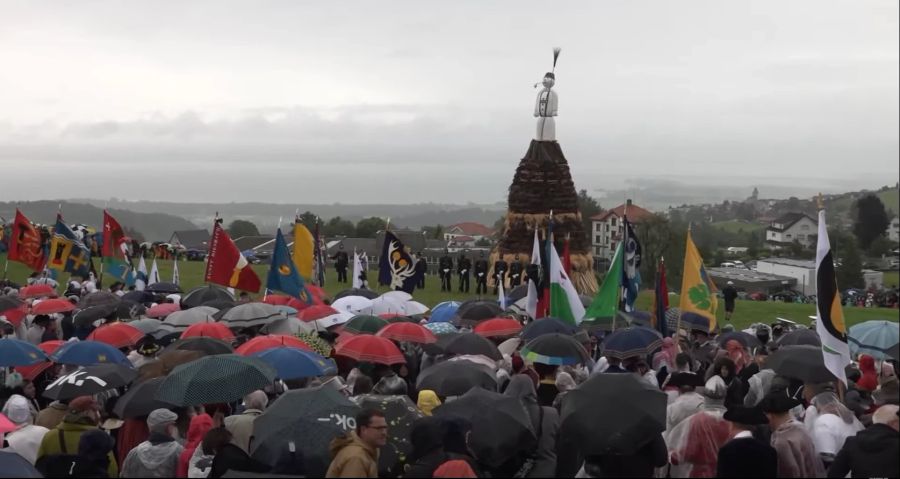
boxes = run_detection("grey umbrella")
[129,318,165,336]
[181,285,236,309]
[73,304,119,328]
[81,291,121,308]
[218,303,286,329]
[159,306,219,332]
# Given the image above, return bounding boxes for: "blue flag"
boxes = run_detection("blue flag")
[48,215,92,277]
[267,229,312,303]
[378,231,420,293]
[621,216,642,312]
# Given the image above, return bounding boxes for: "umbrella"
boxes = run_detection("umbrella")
[380,291,412,302]
[887,342,899,361]
[0,299,26,327]
[522,333,590,366]
[14,340,65,380]
[456,300,503,324]
[305,284,328,301]
[474,318,523,338]
[299,305,339,322]
[416,360,497,396]
[369,296,407,315]
[297,331,334,358]
[376,322,437,344]
[334,335,405,365]
[116,300,147,320]
[442,333,502,360]
[848,320,900,360]
[81,291,120,308]
[351,394,424,476]
[73,304,119,328]
[42,363,137,400]
[315,311,355,330]
[332,296,374,314]
[182,322,236,341]
[262,316,315,336]
[128,318,165,336]
[164,337,234,356]
[113,377,177,418]
[423,322,458,336]
[776,328,821,347]
[122,290,155,304]
[601,326,665,360]
[679,311,714,332]
[521,317,578,341]
[498,337,522,357]
[0,296,24,311]
[202,299,237,311]
[342,315,389,336]
[19,284,58,299]
[146,282,183,294]
[428,301,460,323]
[0,450,41,478]
[51,340,129,366]
[147,302,181,319]
[155,354,276,406]
[138,349,204,381]
[251,347,337,380]
[403,301,429,316]
[716,331,762,349]
[236,335,313,355]
[87,322,144,348]
[31,298,75,315]
[0,338,50,367]
[333,288,379,300]
[162,306,219,332]
[433,388,536,468]
[218,303,286,329]
[505,284,529,303]
[560,373,667,455]
[262,294,293,306]
[181,285,236,309]
[765,345,836,383]
[274,305,298,317]
[251,386,362,477]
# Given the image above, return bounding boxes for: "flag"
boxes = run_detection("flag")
[815,207,851,387]
[205,221,261,293]
[47,215,92,278]
[314,220,325,286]
[525,229,543,319]
[135,256,148,291]
[622,216,642,312]
[651,258,669,337]
[149,259,160,285]
[585,243,623,322]
[172,259,180,285]
[267,228,312,302]
[9,209,46,272]
[102,210,133,284]
[352,250,363,289]
[678,229,718,333]
[499,273,507,310]
[548,231,586,326]
[378,230,420,293]
[293,221,314,281]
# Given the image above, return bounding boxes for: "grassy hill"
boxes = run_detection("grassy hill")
[828,186,899,219]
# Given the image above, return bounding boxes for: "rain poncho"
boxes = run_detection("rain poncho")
[803,392,863,461]
[417,390,442,416]
[665,376,730,478]
[743,369,776,407]
[120,435,183,478]
[666,391,704,431]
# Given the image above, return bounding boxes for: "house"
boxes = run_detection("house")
[708,267,797,294]
[755,258,817,295]
[888,217,899,243]
[589,199,655,261]
[445,222,493,243]
[862,269,884,290]
[377,229,427,256]
[169,230,211,251]
[765,213,817,249]
[233,235,275,252]
[448,235,476,249]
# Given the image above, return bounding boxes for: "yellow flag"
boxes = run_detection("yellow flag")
[292,222,314,281]
[679,230,718,333]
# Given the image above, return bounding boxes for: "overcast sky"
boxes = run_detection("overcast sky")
[1,0,897,205]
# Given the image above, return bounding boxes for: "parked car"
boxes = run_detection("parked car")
[185,249,207,261]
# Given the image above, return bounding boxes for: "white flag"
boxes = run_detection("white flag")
[525,229,542,319]
[173,259,180,285]
[352,250,363,289]
[815,208,851,386]
[499,274,507,310]
[148,259,160,286]
[135,256,148,291]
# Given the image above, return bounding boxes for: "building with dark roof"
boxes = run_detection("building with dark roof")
[169,229,211,251]
[708,267,797,294]
[765,213,817,249]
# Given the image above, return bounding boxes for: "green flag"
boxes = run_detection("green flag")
[584,243,623,321]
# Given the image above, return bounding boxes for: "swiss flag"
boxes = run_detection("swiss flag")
[204,221,261,293]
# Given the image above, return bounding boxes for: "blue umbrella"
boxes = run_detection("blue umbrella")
[50,340,130,366]
[521,317,577,341]
[601,326,664,360]
[0,451,41,478]
[0,338,49,367]
[849,320,900,360]
[428,301,460,323]
[251,347,337,380]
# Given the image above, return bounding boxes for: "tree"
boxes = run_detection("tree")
[322,216,356,237]
[577,190,603,243]
[475,237,492,247]
[355,217,387,238]
[853,194,890,250]
[830,228,865,289]
[296,211,318,231]
[227,220,259,238]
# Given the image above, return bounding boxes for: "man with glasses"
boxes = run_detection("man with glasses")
[326,409,387,478]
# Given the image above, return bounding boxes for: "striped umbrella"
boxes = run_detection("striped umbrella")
[849,320,900,360]
[154,354,277,406]
[601,327,664,360]
[334,335,405,365]
[522,333,590,366]
[342,315,389,336]
[87,322,145,348]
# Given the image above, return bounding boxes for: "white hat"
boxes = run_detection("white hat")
[2,394,32,425]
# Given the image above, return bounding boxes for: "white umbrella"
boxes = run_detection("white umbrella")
[498,337,522,357]
[331,296,374,314]
[403,301,429,316]
[368,296,407,315]
[315,311,355,330]
[160,306,219,332]
[448,354,498,371]
[381,291,413,302]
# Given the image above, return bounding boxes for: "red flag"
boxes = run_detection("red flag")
[205,221,261,293]
[102,211,128,259]
[9,209,46,272]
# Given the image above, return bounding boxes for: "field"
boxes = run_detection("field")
[711,219,766,235]
[4,253,896,332]
[884,271,899,289]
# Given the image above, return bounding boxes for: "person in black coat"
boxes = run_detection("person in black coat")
[457,253,471,293]
[438,251,453,292]
[474,253,489,295]
[493,258,508,295]
[36,429,116,478]
[414,253,428,289]
[717,405,778,478]
[509,255,523,288]
[827,404,899,478]
[331,244,350,283]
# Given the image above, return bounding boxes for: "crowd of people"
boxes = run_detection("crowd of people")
[0,275,898,478]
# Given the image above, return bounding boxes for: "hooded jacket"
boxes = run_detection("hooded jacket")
[178,414,214,478]
[36,414,118,477]
[827,423,900,478]
[325,431,379,478]
[856,355,878,392]
[120,432,183,478]
[505,375,559,478]
[416,390,441,416]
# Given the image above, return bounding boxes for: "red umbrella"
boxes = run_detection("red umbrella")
[19,284,58,299]
[334,335,405,365]
[474,318,523,338]
[0,304,28,327]
[87,322,144,348]
[236,335,312,355]
[182,322,235,341]
[31,298,76,315]
[298,305,339,323]
[262,295,292,306]
[306,285,327,301]
[376,322,437,344]
[146,303,181,319]
[15,340,66,380]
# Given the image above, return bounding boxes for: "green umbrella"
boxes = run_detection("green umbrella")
[343,315,388,335]
[154,354,276,406]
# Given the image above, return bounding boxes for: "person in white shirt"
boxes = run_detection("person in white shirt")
[804,390,863,466]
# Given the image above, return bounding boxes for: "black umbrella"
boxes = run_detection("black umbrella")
[146,282,183,294]
[155,354,276,406]
[600,327,664,361]
[202,299,237,311]
[777,329,821,347]
[81,291,121,308]
[181,285,236,309]
[73,303,119,328]
[716,331,762,349]
[351,394,424,477]
[113,377,177,418]
[0,451,41,478]
[521,317,578,341]
[456,300,502,325]
[42,363,138,400]
[560,372,667,456]
[416,360,498,397]
[164,337,234,355]
[888,342,899,361]
[251,386,362,478]
[433,388,536,469]
[765,345,836,383]
[333,288,379,300]
[122,290,156,304]
[421,333,462,356]
[443,333,502,360]
[128,318,165,336]
[522,333,590,366]
[116,300,147,321]
[506,284,529,303]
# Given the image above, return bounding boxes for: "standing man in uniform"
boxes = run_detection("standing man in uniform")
[439,250,454,292]
[474,252,489,295]
[457,252,471,294]
[414,253,428,290]
[509,254,523,288]
[331,244,350,284]
[493,257,508,295]
[723,281,738,322]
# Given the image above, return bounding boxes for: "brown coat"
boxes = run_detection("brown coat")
[34,402,68,430]
[325,432,378,478]
[771,419,825,478]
